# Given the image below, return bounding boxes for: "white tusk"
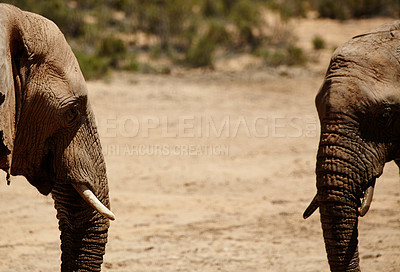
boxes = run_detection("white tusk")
[303,194,319,219]
[359,186,374,217]
[72,183,115,221]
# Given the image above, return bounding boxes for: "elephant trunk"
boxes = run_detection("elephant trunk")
[52,183,109,272]
[316,126,374,272]
[318,183,360,272]
[51,110,112,271]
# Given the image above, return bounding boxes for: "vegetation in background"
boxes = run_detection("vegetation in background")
[266,0,310,20]
[257,45,307,67]
[3,0,400,78]
[316,0,400,19]
[312,36,326,50]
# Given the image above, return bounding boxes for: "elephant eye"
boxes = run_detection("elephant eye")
[380,107,393,126]
[382,107,392,118]
[65,106,80,124]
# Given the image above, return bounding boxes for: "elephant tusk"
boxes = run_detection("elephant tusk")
[303,194,319,219]
[72,183,115,221]
[359,186,374,217]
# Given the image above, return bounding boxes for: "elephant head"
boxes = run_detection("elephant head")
[0,4,114,271]
[303,21,400,271]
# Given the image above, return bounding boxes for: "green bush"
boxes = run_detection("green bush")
[266,50,286,67]
[286,45,307,66]
[316,0,400,19]
[73,49,110,80]
[149,44,163,59]
[267,0,309,20]
[184,18,233,67]
[97,35,127,57]
[317,0,347,19]
[230,0,262,48]
[312,35,326,50]
[267,0,400,19]
[207,20,232,46]
[96,35,127,69]
[202,0,225,17]
[264,45,307,67]
[134,0,196,51]
[122,55,140,72]
[185,35,216,68]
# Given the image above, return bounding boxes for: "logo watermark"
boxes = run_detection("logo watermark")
[104,144,229,157]
[99,114,318,139]
[99,114,318,157]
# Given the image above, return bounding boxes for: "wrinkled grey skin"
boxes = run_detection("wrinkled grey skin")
[304,21,400,271]
[0,4,112,271]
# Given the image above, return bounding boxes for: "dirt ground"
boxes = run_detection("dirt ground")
[1,17,400,272]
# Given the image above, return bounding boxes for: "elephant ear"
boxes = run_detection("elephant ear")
[0,17,24,176]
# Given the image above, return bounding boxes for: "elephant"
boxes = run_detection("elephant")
[0,4,114,271]
[303,20,400,271]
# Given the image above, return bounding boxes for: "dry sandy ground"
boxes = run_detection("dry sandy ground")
[1,17,400,272]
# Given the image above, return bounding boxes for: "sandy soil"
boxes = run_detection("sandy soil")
[1,17,400,272]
